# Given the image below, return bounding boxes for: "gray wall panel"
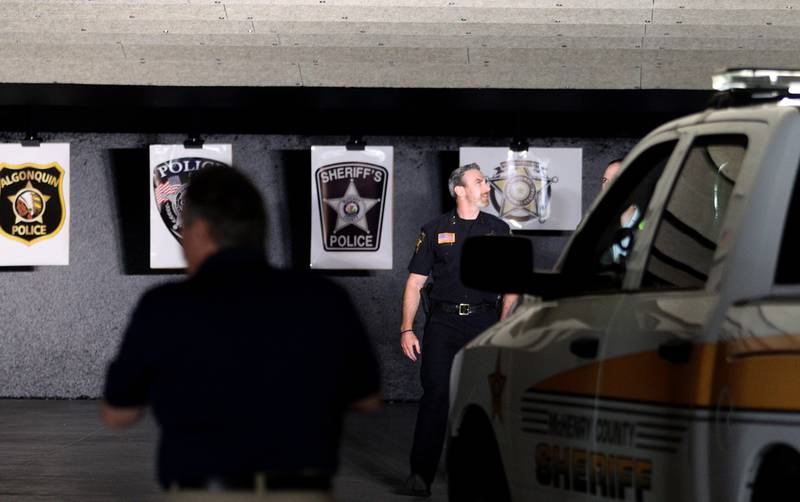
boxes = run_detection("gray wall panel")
[0,132,636,400]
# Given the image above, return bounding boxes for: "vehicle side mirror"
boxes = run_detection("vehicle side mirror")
[461,236,533,294]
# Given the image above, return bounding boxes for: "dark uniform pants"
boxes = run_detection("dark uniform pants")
[410,310,498,485]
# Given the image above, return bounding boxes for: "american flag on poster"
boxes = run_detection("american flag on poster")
[149,144,232,269]
[154,177,182,205]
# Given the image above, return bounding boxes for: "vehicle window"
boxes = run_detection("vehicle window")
[642,136,747,289]
[775,162,800,284]
[560,140,677,291]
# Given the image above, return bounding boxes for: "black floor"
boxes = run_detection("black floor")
[0,400,446,502]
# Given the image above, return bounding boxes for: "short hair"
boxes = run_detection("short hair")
[448,163,482,199]
[183,166,266,251]
[607,158,624,167]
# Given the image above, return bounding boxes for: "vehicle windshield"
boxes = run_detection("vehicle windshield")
[558,140,677,292]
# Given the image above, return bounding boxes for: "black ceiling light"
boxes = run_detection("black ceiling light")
[21,132,42,147]
[346,135,366,151]
[509,136,529,152]
[184,133,204,149]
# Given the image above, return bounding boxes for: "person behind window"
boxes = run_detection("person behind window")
[601,158,642,264]
[601,158,623,194]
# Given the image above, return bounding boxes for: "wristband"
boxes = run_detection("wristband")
[399,329,414,335]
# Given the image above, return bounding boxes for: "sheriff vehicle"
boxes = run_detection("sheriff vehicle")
[448,69,800,502]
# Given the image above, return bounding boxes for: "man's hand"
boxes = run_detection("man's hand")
[351,392,383,413]
[500,293,520,320]
[400,273,428,362]
[100,401,145,429]
[401,330,421,362]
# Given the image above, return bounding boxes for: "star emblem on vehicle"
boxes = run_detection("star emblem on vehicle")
[324,178,380,233]
[488,351,507,421]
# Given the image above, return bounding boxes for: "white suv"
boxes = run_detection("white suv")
[448,69,800,502]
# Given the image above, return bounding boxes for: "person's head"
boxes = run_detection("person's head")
[448,163,490,208]
[181,166,266,274]
[601,158,623,192]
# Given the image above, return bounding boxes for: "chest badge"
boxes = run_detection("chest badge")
[437,232,455,245]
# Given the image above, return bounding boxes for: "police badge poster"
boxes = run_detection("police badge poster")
[459,147,582,231]
[0,143,70,266]
[149,144,232,269]
[310,146,393,270]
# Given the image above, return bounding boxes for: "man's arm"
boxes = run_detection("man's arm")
[351,392,383,413]
[102,292,156,430]
[500,293,520,320]
[330,281,383,413]
[400,272,428,362]
[100,401,146,429]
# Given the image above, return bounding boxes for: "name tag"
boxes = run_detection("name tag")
[438,232,456,244]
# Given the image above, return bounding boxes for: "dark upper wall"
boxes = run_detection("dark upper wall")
[0,131,635,399]
[0,84,712,137]
[0,85,697,399]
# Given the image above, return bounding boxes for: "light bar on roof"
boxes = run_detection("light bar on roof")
[713,69,800,92]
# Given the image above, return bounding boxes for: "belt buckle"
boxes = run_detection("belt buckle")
[458,303,470,316]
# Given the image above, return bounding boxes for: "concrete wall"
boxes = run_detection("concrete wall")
[0,132,636,399]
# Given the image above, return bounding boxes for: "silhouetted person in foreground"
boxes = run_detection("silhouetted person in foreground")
[102,166,381,501]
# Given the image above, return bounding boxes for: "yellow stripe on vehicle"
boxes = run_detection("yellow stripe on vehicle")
[530,335,800,412]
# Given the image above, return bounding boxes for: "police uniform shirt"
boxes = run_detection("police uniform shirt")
[408,209,511,305]
[104,248,381,489]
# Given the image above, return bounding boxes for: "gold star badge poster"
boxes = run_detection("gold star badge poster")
[310,146,393,269]
[0,143,69,266]
[459,147,582,231]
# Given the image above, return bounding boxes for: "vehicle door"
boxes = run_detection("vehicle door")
[598,126,762,502]
[510,137,682,501]
[708,114,800,502]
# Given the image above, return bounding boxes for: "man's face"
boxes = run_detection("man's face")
[456,168,490,208]
[602,161,622,192]
[180,211,210,275]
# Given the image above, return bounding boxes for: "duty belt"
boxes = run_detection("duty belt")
[432,301,496,316]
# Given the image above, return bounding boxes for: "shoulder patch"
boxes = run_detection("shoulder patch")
[415,230,426,254]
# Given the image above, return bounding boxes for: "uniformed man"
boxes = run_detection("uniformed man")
[399,163,518,497]
[601,158,641,264]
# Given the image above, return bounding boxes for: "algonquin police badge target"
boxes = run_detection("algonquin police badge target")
[0,143,70,266]
[0,163,64,244]
[310,146,393,269]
